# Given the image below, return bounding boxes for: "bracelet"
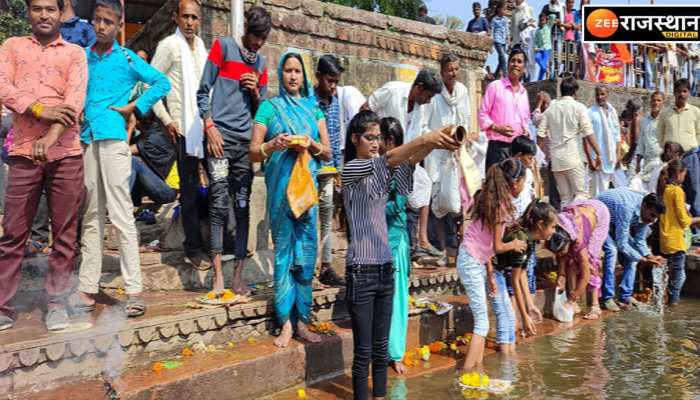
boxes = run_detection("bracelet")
[312,144,323,157]
[31,103,44,119]
[260,142,269,158]
[205,120,214,131]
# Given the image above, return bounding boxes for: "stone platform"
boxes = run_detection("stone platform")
[0,265,464,398]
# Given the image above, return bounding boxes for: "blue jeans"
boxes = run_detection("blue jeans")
[535,49,552,80]
[666,251,686,304]
[456,248,489,337]
[495,43,508,77]
[602,235,639,303]
[692,69,700,97]
[491,270,516,344]
[129,157,176,205]
[505,249,537,296]
[527,250,537,294]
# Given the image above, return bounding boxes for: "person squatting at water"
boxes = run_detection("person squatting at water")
[547,199,610,320]
[342,110,460,400]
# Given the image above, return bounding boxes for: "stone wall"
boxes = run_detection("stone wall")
[128,0,492,131]
[526,79,700,115]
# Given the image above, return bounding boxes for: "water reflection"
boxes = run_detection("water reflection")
[400,300,700,399]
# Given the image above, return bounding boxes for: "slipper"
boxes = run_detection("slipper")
[415,246,444,258]
[125,296,146,318]
[24,240,46,258]
[67,294,96,315]
[184,256,212,271]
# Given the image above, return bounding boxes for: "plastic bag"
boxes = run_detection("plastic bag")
[552,289,574,323]
[287,150,318,218]
[408,165,431,210]
[432,155,461,218]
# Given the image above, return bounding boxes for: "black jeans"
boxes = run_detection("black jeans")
[177,137,205,258]
[485,139,512,172]
[31,192,50,244]
[206,142,253,259]
[346,263,395,400]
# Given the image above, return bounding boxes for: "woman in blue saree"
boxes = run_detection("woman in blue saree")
[250,51,332,348]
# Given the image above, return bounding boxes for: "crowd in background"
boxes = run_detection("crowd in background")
[2,1,700,400]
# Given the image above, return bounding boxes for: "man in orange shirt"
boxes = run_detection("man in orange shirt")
[0,0,87,332]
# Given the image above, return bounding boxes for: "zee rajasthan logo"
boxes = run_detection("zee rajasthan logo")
[583,5,700,43]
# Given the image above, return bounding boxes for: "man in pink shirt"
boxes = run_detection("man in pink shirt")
[478,46,532,170]
[0,0,87,332]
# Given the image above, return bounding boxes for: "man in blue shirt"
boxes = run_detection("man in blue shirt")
[596,188,665,312]
[466,2,490,35]
[73,0,170,319]
[313,54,345,287]
[60,0,95,48]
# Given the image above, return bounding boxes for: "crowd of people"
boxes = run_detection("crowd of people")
[1,1,700,399]
[456,0,700,93]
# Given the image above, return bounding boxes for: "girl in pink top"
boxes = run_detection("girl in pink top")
[457,159,527,373]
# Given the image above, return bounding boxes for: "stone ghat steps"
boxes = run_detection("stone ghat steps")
[21,289,605,400]
[0,268,463,398]
[20,297,474,400]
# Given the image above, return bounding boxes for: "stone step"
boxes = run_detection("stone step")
[21,286,609,400]
[21,297,473,400]
[1,268,463,398]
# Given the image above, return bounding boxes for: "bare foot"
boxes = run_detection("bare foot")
[74,291,96,307]
[212,276,225,295]
[583,307,601,320]
[274,325,293,348]
[390,360,407,375]
[574,303,582,314]
[528,307,543,323]
[232,282,252,296]
[231,262,253,296]
[296,322,322,343]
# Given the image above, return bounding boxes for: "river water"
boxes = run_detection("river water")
[388,299,700,400]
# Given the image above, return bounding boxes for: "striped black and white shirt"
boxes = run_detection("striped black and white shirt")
[342,156,413,266]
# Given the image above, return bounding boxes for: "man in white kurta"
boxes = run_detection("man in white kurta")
[367,69,443,257]
[150,0,209,268]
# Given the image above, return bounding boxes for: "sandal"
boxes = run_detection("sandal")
[125,296,146,318]
[24,240,46,258]
[415,246,444,258]
[184,256,212,271]
[68,294,96,316]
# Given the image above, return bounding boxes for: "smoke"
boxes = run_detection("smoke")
[97,305,129,398]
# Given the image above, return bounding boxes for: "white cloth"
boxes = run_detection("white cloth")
[512,2,535,45]
[175,28,208,158]
[512,167,535,219]
[590,170,613,197]
[368,81,428,143]
[151,29,207,158]
[595,104,619,174]
[537,96,595,172]
[337,85,366,151]
[424,81,471,182]
[636,113,662,163]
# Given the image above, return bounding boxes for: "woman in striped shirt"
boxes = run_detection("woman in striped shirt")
[342,110,459,400]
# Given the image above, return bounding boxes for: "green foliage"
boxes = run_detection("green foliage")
[0,0,31,44]
[322,0,424,20]
[434,15,466,30]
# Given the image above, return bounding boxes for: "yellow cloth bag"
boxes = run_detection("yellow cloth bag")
[165,163,180,190]
[287,150,318,218]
